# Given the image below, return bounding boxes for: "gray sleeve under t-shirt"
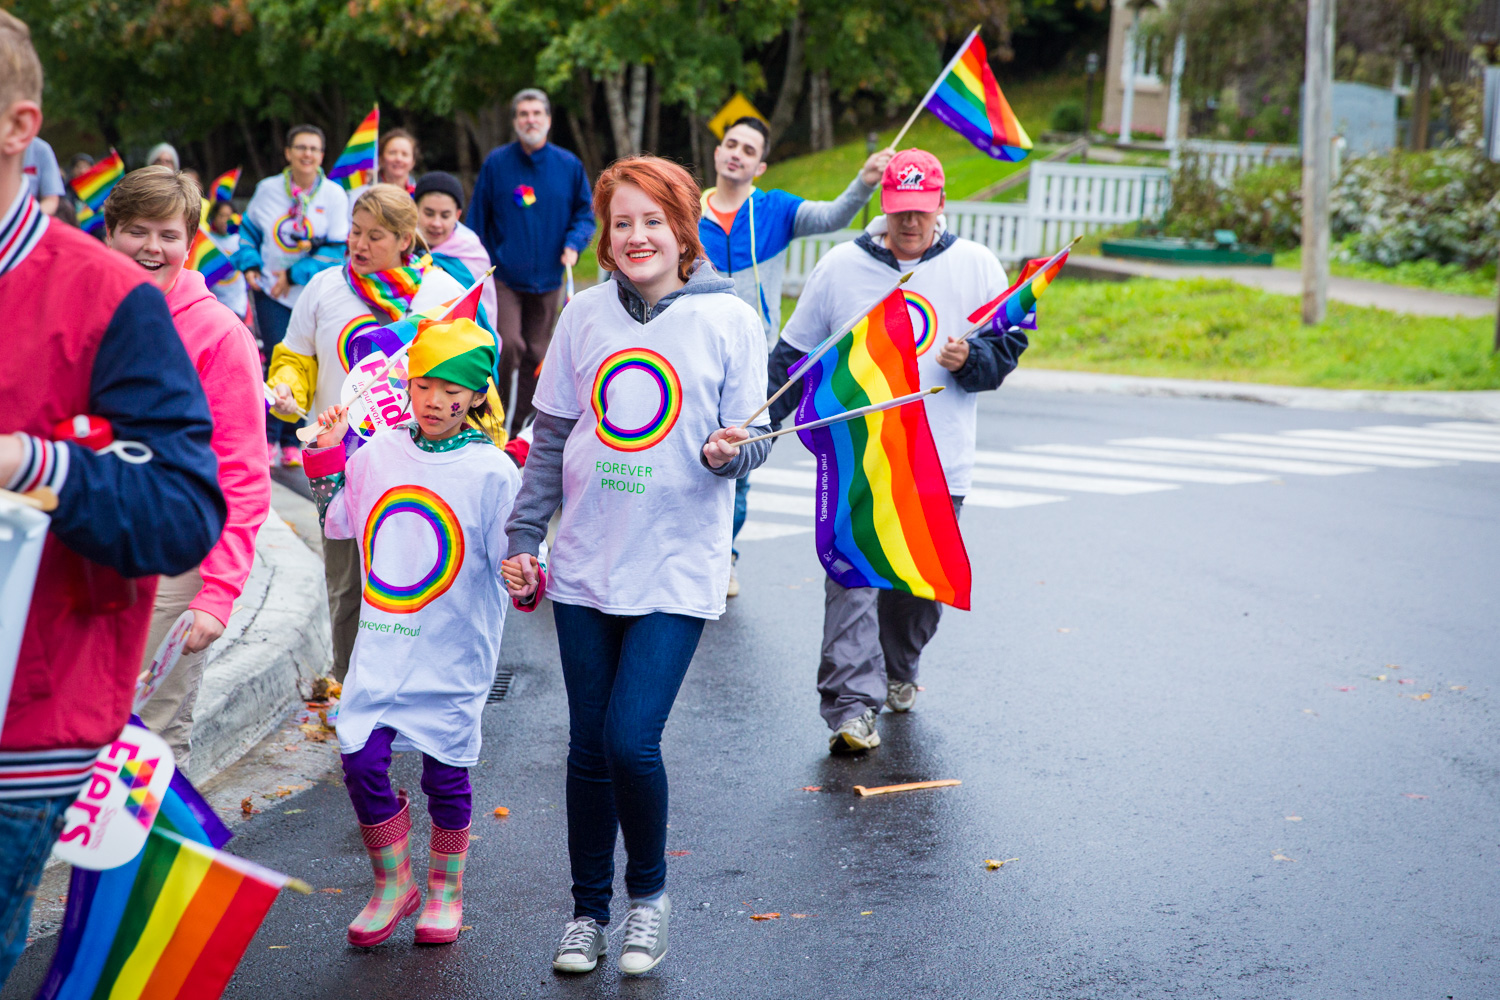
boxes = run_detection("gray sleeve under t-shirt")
[504,412,575,559]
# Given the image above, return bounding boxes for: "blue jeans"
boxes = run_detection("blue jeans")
[731,475,750,557]
[0,794,75,983]
[552,602,705,924]
[254,289,302,448]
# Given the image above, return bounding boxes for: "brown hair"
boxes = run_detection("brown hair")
[0,10,43,108]
[352,183,422,258]
[379,128,418,164]
[593,156,702,282]
[102,165,202,241]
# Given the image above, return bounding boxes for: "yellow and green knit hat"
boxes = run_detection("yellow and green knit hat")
[405,318,497,392]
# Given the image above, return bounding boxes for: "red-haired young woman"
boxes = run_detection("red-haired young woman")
[502,155,770,977]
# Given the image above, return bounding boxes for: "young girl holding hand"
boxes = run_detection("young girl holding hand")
[303,318,518,948]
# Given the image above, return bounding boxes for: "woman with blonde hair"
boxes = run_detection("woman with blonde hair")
[268,182,469,682]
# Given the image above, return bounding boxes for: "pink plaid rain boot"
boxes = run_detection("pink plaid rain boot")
[348,792,422,947]
[413,824,469,944]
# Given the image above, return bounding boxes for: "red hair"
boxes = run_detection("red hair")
[593,156,703,282]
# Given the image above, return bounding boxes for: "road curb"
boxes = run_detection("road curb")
[185,508,331,784]
[1005,368,1500,421]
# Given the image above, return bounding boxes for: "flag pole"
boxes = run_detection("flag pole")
[887,26,980,152]
[738,387,943,446]
[739,270,914,429]
[960,236,1080,341]
[372,104,380,185]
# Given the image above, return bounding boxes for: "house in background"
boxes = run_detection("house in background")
[1100,0,1186,143]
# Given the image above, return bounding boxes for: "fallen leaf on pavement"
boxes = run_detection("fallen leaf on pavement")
[265,784,308,799]
[1402,793,1428,800]
[1373,675,1387,682]
[750,913,780,920]
[1272,854,1297,862]
[1451,686,1466,691]
[666,850,691,856]
[1397,678,1414,685]
[461,925,473,931]
[318,888,342,894]
[268,945,289,949]
[284,809,304,815]
[801,786,822,792]
[1386,664,1401,670]
[1409,692,1432,701]
[984,858,1020,870]
[1285,816,1302,822]
[1336,686,1355,692]
[860,911,873,916]
[791,914,808,918]
[240,797,260,816]
[493,806,509,817]
[1057,628,1071,633]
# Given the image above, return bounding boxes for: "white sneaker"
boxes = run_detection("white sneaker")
[886,681,917,712]
[552,917,605,973]
[726,554,740,598]
[618,893,670,975]
[829,708,881,753]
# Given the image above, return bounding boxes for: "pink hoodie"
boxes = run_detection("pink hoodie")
[431,221,498,324]
[166,268,272,625]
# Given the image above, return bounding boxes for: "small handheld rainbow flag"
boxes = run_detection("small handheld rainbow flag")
[917,28,1032,162]
[188,229,235,286]
[69,149,126,235]
[347,272,486,367]
[790,289,971,609]
[209,166,241,204]
[330,105,379,191]
[968,243,1071,336]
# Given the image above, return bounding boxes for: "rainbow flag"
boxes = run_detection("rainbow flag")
[330,105,379,191]
[69,149,125,235]
[923,29,1031,162]
[970,245,1070,332]
[348,275,485,367]
[187,229,235,286]
[209,166,241,204]
[791,289,971,609]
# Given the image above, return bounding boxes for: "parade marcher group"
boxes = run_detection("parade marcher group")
[2,0,1029,977]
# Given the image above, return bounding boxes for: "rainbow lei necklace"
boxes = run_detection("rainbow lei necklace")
[345,263,422,322]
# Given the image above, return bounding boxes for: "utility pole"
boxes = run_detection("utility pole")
[1301,0,1334,326]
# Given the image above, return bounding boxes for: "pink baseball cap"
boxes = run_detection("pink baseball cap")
[881,149,945,213]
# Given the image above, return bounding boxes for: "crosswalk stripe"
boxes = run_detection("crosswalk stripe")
[1120,436,1446,468]
[963,488,1068,509]
[1429,421,1500,436]
[1274,430,1500,462]
[736,521,812,542]
[1219,432,1500,463]
[973,449,1269,484]
[746,491,813,517]
[1355,425,1500,450]
[752,467,818,490]
[970,466,1176,494]
[1027,443,1369,476]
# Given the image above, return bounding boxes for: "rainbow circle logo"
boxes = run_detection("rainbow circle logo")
[903,291,938,356]
[361,485,465,614]
[590,348,682,453]
[513,185,537,207]
[336,314,382,372]
[272,212,310,252]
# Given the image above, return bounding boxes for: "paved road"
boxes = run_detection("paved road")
[9,390,1499,998]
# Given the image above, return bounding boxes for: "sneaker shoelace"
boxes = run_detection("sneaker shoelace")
[621,905,662,950]
[559,919,599,954]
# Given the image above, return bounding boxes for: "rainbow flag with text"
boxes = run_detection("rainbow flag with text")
[330,106,378,190]
[791,290,971,609]
[925,29,1031,162]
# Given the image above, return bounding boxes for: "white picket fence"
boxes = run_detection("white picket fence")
[782,161,1171,293]
[1169,138,1301,186]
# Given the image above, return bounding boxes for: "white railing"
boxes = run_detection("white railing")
[781,161,1172,291]
[1170,139,1300,186]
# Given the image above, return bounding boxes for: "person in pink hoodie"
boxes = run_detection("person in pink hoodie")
[103,165,271,770]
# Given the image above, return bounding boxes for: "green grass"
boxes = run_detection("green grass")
[1028,277,1500,390]
[758,73,1090,203]
[1274,245,1497,299]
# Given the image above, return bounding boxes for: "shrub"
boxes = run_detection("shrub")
[1161,156,1303,250]
[1049,100,1087,134]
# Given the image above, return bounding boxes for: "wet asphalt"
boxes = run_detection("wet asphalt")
[7,389,1498,998]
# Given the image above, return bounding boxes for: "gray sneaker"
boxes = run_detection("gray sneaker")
[618,893,670,975]
[829,708,881,753]
[886,681,917,712]
[726,554,740,598]
[552,917,606,973]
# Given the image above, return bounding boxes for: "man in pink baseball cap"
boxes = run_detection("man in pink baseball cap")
[768,147,1031,753]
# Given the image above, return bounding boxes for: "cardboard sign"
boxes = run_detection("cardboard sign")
[53,726,176,870]
[342,350,410,439]
[135,610,193,711]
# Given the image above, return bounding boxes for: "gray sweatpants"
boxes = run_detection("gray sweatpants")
[817,497,963,728]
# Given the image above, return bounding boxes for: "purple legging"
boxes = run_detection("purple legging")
[341,726,472,830]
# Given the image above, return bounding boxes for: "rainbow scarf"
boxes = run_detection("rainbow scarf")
[925,29,1032,162]
[281,169,324,243]
[345,262,422,322]
[791,289,971,609]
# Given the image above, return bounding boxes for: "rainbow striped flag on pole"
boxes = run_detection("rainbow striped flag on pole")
[69,149,126,235]
[968,244,1071,333]
[791,289,971,609]
[187,230,235,286]
[921,28,1032,162]
[330,105,379,190]
[208,167,241,204]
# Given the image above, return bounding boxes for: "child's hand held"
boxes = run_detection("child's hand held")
[501,554,539,600]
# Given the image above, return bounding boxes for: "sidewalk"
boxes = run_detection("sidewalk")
[1070,254,1494,319]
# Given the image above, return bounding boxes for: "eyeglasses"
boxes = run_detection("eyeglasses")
[289,145,323,154]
